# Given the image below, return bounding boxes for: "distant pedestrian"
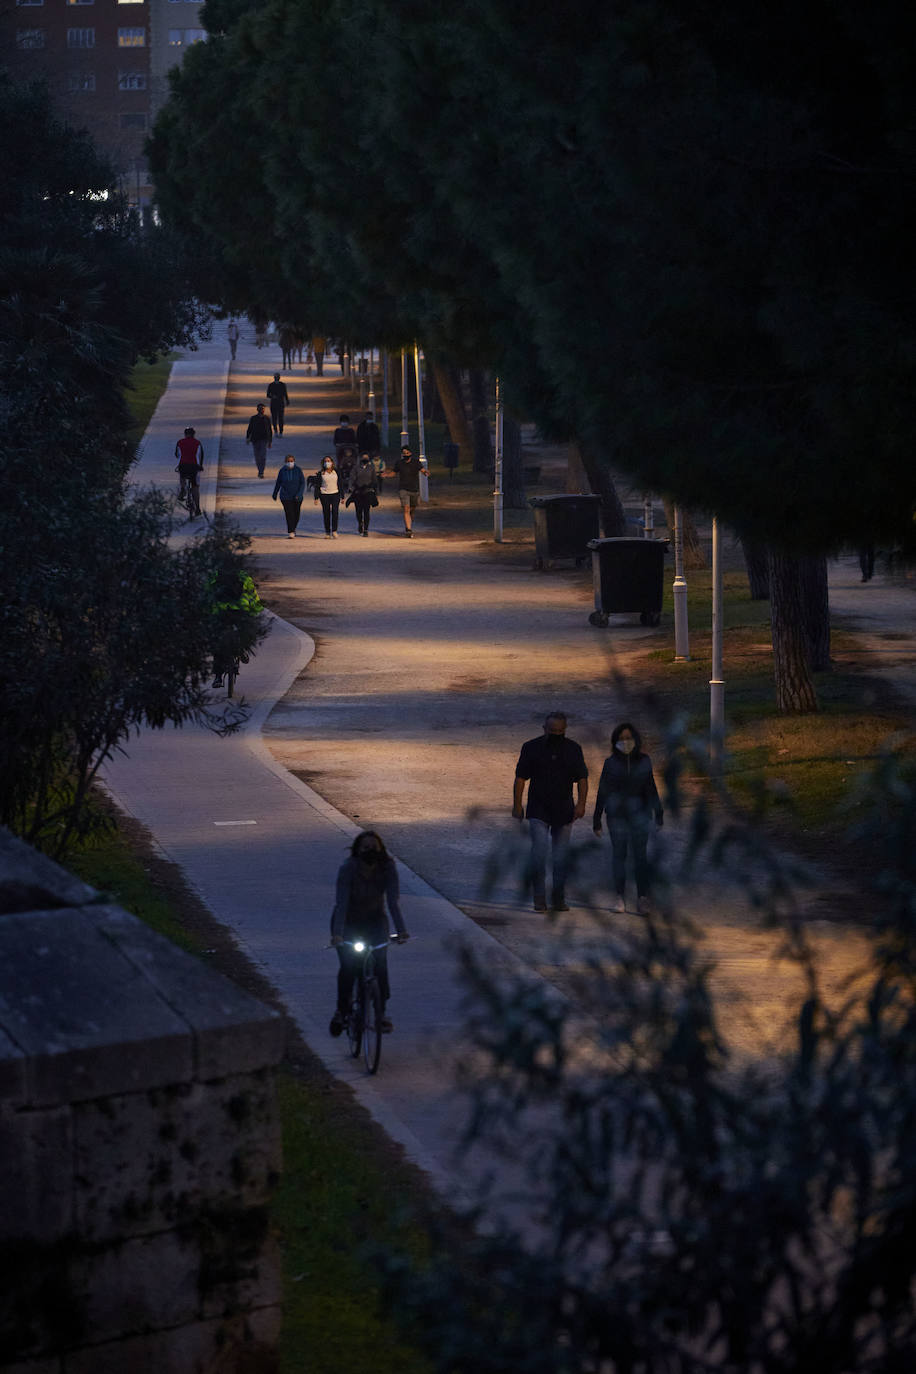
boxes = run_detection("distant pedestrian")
[271,453,306,537]
[328,830,410,1038]
[513,711,588,913]
[592,722,663,915]
[312,335,326,375]
[175,425,204,517]
[858,543,876,582]
[346,453,379,536]
[293,329,307,363]
[312,454,341,538]
[278,325,296,371]
[227,319,239,360]
[336,341,345,373]
[385,445,422,537]
[356,410,381,460]
[245,402,273,477]
[266,374,289,435]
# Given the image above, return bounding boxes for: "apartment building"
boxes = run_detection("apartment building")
[2,0,205,209]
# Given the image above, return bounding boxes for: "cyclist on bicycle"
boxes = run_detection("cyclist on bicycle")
[175,426,204,517]
[329,830,410,1037]
[209,567,264,689]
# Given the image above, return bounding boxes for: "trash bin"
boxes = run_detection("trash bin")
[587,537,667,626]
[530,494,601,569]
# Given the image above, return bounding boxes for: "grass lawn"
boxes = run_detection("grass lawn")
[125,352,178,447]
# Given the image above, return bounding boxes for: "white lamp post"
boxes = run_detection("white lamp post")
[381,349,389,449]
[494,375,503,543]
[400,349,409,450]
[413,344,429,502]
[710,515,725,770]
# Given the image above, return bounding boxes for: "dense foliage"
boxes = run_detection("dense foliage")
[0,76,266,855]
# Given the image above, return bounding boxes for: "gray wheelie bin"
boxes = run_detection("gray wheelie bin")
[531,494,601,569]
[587,536,667,626]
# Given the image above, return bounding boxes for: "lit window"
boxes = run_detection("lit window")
[67,0,95,6]
[120,112,146,128]
[67,27,95,46]
[16,26,44,44]
[16,0,44,7]
[117,25,145,44]
[185,26,204,41]
[168,27,182,43]
[118,70,146,89]
[118,0,145,5]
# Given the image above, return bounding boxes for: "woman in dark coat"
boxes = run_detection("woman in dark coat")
[592,722,663,914]
[329,831,410,1035]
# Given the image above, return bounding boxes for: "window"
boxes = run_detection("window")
[168,27,182,43]
[120,112,146,129]
[16,0,44,7]
[185,27,204,41]
[117,26,145,44]
[16,26,45,45]
[67,27,95,46]
[118,0,145,5]
[68,72,96,90]
[67,0,95,6]
[118,70,146,89]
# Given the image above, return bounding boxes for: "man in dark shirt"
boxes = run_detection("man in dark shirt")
[386,445,422,537]
[266,373,290,434]
[245,402,273,477]
[513,711,588,912]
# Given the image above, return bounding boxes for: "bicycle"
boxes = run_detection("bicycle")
[177,467,201,520]
[335,938,391,1074]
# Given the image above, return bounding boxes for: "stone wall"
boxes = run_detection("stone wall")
[0,828,286,1373]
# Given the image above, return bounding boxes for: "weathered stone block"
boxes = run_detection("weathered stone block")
[0,827,96,916]
[86,905,286,1079]
[73,1074,281,1242]
[0,1026,27,1104]
[1,1359,62,1373]
[0,909,193,1106]
[64,1308,280,1374]
[73,1230,201,1341]
[0,1103,73,1240]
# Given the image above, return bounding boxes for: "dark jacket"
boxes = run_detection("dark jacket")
[333,425,357,448]
[356,420,380,452]
[592,751,663,827]
[267,380,289,406]
[351,459,378,490]
[246,413,273,443]
[515,734,588,827]
[330,855,405,941]
[272,463,306,502]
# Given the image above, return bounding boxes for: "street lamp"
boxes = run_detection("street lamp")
[494,376,503,543]
[413,344,429,502]
[673,505,690,661]
[400,349,409,450]
[710,515,725,770]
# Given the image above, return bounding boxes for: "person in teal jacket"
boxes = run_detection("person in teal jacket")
[271,454,306,537]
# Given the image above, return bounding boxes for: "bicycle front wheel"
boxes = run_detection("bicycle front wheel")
[362,979,383,1075]
[346,986,362,1058]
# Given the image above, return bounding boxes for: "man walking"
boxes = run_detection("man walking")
[311,335,326,375]
[245,402,273,477]
[513,712,588,913]
[386,444,422,537]
[356,410,381,460]
[267,373,290,435]
[227,320,239,360]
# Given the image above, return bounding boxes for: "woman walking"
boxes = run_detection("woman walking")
[329,831,410,1036]
[271,453,306,537]
[347,452,379,535]
[592,722,663,914]
[312,454,341,538]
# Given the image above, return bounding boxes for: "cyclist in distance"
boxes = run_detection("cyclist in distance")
[175,426,204,517]
[329,831,410,1037]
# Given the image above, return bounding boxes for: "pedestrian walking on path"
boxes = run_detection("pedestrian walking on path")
[272,453,306,537]
[227,319,239,360]
[266,373,289,435]
[245,402,273,477]
[513,712,589,913]
[385,445,422,537]
[174,425,204,517]
[592,722,663,914]
[346,453,379,536]
[312,455,341,537]
[311,335,326,375]
[329,831,410,1037]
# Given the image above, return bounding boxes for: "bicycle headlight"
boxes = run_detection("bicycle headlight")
[353,941,365,953]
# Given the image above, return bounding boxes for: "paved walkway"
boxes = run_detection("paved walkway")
[106,323,912,1204]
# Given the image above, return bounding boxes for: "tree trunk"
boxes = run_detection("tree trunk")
[662,499,706,568]
[430,358,473,462]
[503,415,526,509]
[799,553,831,672]
[741,538,770,600]
[767,549,819,713]
[571,437,627,537]
[469,369,493,475]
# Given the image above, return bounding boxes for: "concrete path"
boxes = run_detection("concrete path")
[105,322,911,1205]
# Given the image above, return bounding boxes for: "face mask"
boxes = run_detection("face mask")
[285,461,294,467]
[616,738,636,755]
[323,462,331,469]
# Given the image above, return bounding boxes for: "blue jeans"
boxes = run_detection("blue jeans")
[528,819,571,906]
[608,816,651,898]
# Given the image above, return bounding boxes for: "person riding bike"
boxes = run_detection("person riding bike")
[329,831,410,1036]
[209,567,264,689]
[175,426,204,517]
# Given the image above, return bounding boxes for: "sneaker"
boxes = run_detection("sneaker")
[637,896,652,915]
[329,1011,344,1037]
[258,472,265,479]
[612,895,626,913]
[288,532,295,539]
[380,1017,393,1033]
[552,901,570,913]
[405,530,413,538]
[533,899,548,913]
[331,532,338,539]
[325,533,332,539]
[362,530,369,537]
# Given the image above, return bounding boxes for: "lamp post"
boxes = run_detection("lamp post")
[400,349,409,449]
[368,346,375,413]
[494,375,503,543]
[643,494,654,538]
[380,349,389,448]
[414,344,429,502]
[710,515,725,771]
[673,505,690,661]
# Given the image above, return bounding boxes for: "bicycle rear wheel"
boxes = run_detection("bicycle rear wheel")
[226,661,239,698]
[363,979,383,1075]
[346,985,362,1058]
